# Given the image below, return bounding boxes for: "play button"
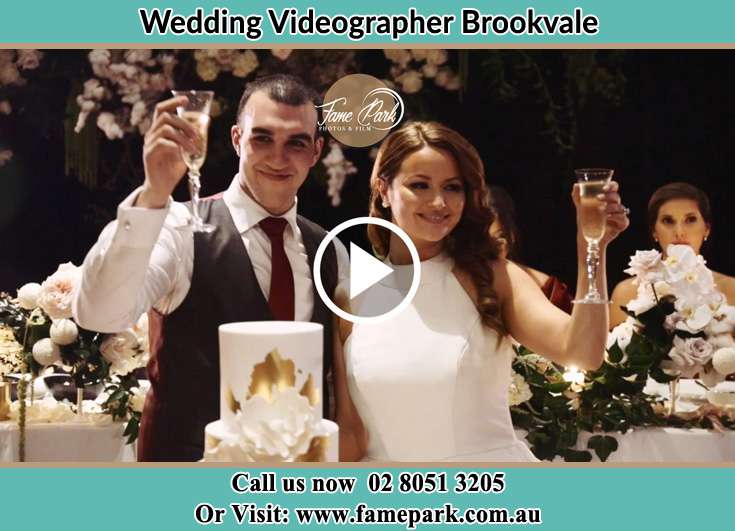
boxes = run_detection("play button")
[349,242,394,299]
[313,217,421,324]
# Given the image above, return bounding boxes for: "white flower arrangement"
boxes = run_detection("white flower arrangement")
[608,244,735,385]
[383,49,461,94]
[1,262,151,443]
[508,371,533,406]
[75,49,178,138]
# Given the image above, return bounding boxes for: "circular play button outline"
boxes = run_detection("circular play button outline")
[314,217,421,324]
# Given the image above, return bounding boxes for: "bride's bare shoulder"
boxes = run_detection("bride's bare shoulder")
[612,277,637,302]
[713,270,735,304]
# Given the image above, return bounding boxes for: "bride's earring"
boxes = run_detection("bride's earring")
[382,199,390,208]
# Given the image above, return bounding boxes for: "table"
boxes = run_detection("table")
[0,421,136,462]
[570,427,735,462]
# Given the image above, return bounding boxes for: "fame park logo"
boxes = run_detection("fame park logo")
[317,74,404,147]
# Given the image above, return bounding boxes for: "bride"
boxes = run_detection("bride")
[333,122,629,461]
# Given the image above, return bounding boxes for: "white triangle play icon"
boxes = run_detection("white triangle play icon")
[349,242,394,300]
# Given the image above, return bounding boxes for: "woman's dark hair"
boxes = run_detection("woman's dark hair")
[647,182,712,243]
[368,121,505,336]
[487,185,521,262]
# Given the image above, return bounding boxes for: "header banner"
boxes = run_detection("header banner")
[1,1,734,45]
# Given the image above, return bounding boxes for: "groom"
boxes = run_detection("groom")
[73,74,348,461]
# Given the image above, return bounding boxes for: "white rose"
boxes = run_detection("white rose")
[624,250,662,279]
[49,319,79,346]
[712,347,735,376]
[37,263,81,319]
[32,338,62,366]
[668,336,714,375]
[100,331,140,376]
[16,282,42,310]
[396,70,423,94]
[129,386,147,413]
[508,372,533,406]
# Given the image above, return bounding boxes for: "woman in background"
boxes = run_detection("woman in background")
[610,182,735,328]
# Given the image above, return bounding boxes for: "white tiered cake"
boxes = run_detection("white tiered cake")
[202,321,339,462]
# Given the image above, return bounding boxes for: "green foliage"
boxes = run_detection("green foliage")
[511,340,735,462]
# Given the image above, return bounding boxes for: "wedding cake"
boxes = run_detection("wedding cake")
[202,322,339,462]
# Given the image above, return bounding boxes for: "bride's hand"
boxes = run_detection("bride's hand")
[572,180,630,248]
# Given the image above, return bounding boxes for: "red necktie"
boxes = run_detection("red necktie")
[259,217,295,321]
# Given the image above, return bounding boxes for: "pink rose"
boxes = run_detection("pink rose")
[668,336,714,376]
[100,330,141,376]
[37,263,81,320]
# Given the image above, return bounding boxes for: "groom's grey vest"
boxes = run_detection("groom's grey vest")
[138,196,338,461]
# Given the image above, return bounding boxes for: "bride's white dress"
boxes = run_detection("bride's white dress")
[344,253,537,462]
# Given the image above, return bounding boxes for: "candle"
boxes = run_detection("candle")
[562,367,585,386]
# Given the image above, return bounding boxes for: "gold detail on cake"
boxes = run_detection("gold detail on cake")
[296,435,328,462]
[248,349,296,402]
[225,387,241,414]
[299,374,320,408]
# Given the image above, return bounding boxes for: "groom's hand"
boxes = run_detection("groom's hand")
[139,96,202,208]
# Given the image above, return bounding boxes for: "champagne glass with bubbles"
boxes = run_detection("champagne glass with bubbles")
[574,168,614,304]
[172,90,214,233]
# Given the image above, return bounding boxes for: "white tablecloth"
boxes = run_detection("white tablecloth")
[571,427,735,462]
[0,421,136,462]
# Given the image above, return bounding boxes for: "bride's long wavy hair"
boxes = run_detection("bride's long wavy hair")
[367,121,506,336]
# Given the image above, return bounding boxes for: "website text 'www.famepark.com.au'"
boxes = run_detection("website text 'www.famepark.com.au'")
[196,502,542,527]
[193,471,542,527]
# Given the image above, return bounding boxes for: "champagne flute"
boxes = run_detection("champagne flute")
[171,90,215,233]
[574,168,614,304]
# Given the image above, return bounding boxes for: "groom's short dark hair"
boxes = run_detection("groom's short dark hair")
[236,74,322,137]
